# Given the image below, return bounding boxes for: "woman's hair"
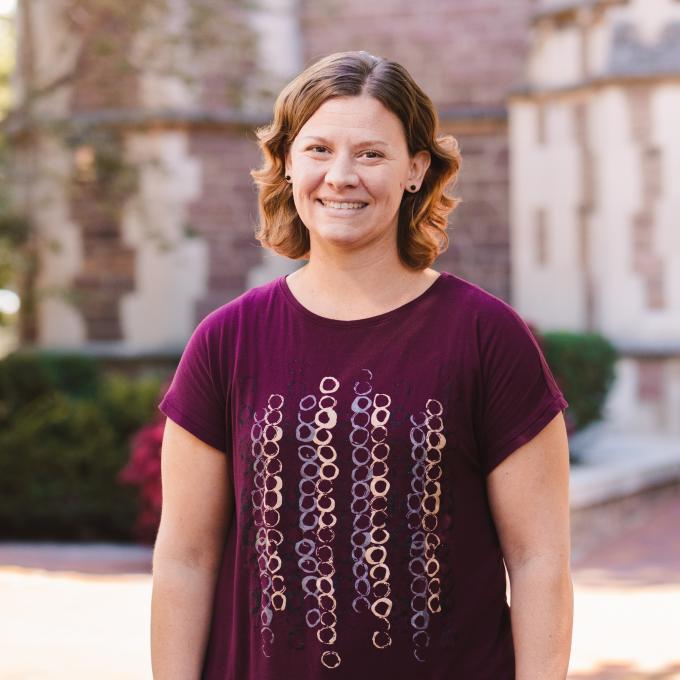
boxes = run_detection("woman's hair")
[250,50,462,269]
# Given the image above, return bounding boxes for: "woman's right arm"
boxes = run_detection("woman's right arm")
[150,417,234,680]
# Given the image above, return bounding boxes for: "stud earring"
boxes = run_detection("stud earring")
[285,174,291,181]
[410,184,417,191]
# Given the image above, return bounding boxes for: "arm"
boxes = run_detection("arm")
[487,411,573,680]
[150,417,234,680]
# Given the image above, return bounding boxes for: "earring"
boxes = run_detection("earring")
[410,184,417,191]
[285,174,291,181]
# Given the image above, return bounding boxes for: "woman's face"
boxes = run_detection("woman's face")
[285,94,430,255]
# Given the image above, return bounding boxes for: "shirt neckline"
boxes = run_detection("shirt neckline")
[277,270,449,328]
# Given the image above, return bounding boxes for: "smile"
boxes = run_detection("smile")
[317,199,368,210]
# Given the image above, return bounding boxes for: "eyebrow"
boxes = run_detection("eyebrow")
[300,136,389,148]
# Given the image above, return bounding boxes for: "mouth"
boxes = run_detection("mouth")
[316,199,368,211]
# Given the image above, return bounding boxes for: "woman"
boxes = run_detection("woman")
[151,51,573,679]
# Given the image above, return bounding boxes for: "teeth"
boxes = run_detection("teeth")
[321,200,366,209]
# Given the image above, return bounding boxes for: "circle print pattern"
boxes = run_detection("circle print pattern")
[350,369,374,618]
[250,393,287,658]
[349,369,394,649]
[295,377,342,669]
[246,372,453,668]
[405,398,445,662]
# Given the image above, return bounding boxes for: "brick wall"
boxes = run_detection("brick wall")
[300,0,533,111]
[69,3,141,112]
[186,4,260,112]
[65,5,141,339]
[186,127,265,322]
[70,150,137,340]
[443,128,512,300]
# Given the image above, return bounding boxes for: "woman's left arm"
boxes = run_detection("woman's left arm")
[487,411,574,680]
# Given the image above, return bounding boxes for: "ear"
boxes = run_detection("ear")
[408,150,431,188]
[285,147,292,177]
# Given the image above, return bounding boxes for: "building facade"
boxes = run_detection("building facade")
[6,0,533,352]
[509,0,680,433]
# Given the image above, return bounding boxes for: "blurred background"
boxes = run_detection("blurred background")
[0,0,679,678]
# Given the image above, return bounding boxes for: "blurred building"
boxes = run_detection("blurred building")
[6,0,303,351]
[509,0,680,434]
[5,0,532,349]
[4,0,679,433]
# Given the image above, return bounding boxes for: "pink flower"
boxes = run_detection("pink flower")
[118,417,165,544]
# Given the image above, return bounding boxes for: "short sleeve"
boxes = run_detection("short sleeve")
[475,299,568,475]
[158,314,229,454]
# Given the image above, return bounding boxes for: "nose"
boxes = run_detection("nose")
[324,151,358,190]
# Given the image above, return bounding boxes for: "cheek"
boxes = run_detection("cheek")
[294,185,317,213]
[295,159,323,186]
[366,171,402,202]
[292,172,315,204]
[375,181,404,210]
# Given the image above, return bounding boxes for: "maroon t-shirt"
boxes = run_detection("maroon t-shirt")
[158,270,568,680]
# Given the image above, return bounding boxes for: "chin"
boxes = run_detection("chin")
[321,230,385,251]
[309,225,362,241]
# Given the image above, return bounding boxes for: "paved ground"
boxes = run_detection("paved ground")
[1,491,679,679]
[568,488,680,679]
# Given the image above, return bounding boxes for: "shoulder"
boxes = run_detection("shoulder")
[437,272,543,373]
[175,278,281,361]
[439,271,526,328]
[194,276,281,333]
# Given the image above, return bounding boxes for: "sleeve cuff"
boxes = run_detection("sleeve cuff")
[484,393,568,475]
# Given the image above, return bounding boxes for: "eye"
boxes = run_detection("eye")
[308,145,328,154]
[362,150,383,159]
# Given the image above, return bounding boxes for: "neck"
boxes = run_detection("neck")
[286,247,439,321]
[305,254,411,294]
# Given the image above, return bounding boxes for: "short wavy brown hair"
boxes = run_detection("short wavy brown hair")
[250,51,462,269]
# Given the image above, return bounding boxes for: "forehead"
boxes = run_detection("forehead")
[295,95,406,146]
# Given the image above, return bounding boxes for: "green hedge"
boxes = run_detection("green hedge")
[0,350,165,541]
[540,331,617,432]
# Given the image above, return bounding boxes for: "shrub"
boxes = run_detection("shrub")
[0,350,56,423]
[0,391,137,539]
[0,349,165,541]
[39,350,102,400]
[98,371,165,439]
[0,350,101,425]
[540,330,617,432]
